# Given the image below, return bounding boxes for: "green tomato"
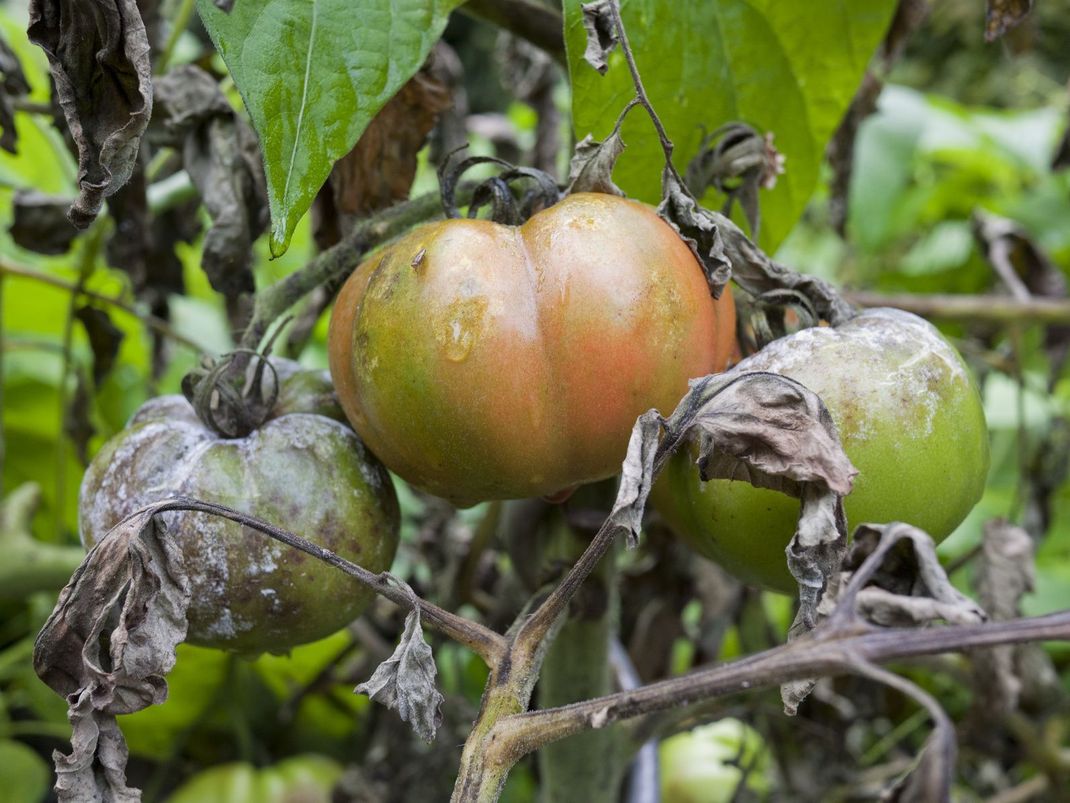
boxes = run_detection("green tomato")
[652,308,989,592]
[79,360,400,653]
[165,754,342,803]
[660,719,772,803]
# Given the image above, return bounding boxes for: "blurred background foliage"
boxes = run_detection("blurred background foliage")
[1,0,1070,800]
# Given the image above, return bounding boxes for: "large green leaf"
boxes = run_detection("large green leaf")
[197,0,462,255]
[564,0,897,251]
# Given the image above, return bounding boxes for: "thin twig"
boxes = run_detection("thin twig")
[845,291,1070,325]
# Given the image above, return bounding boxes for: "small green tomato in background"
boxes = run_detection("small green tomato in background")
[79,360,400,654]
[165,754,342,803]
[660,718,772,803]
[652,308,989,592]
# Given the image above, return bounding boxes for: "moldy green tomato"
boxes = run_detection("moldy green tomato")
[328,192,736,506]
[652,308,989,592]
[79,361,400,653]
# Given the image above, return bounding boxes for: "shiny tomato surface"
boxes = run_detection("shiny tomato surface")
[329,192,736,505]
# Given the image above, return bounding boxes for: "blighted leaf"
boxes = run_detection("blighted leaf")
[608,410,662,548]
[10,190,80,254]
[614,371,856,588]
[580,0,618,74]
[685,123,785,240]
[565,0,897,251]
[196,0,463,255]
[0,33,30,153]
[783,522,985,715]
[105,163,152,287]
[28,0,153,228]
[984,0,1033,42]
[64,372,95,465]
[829,523,986,629]
[657,172,731,298]
[151,64,266,301]
[966,520,1063,725]
[664,179,854,326]
[973,209,1070,376]
[566,132,626,196]
[75,306,124,386]
[33,503,191,803]
[355,585,444,742]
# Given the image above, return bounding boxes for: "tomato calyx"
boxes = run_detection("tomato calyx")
[181,348,279,438]
[437,146,562,225]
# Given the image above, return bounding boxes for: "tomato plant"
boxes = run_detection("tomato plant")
[328,192,736,506]
[653,308,990,592]
[78,361,400,653]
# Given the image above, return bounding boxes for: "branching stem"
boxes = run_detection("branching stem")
[148,497,507,667]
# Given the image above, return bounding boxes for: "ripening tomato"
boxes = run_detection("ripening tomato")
[79,360,400,653]
[652,308,990,592]
[328,192,736,506]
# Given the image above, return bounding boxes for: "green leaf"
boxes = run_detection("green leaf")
[0,739,50,803]
[564,0,897,251]
[196,0,462,256]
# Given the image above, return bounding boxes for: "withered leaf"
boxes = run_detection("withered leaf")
[34,503,191,802]
[0,32,30,153]
[972,209,1070,375]
[967,519,1052,723]
[151,64,267,302]
[656,171,732,298]
[28,0,153,228]
[75,305,124,386]
[831,523,986,629]
[566,132,626,197]
[608,410,662,549]
[685,123,784,241]
[355,590,444,743]
[580,0,618,75]
[615,371,857,618]
[669,177,855,325]
[784,522,986,715]
[64,372,95,465]
[984,0,1033,42]
[10,190,80,255]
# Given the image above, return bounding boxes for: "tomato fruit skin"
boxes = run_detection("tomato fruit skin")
[328,192,736,506]
[79,361,400,653]
[652,308,990,592]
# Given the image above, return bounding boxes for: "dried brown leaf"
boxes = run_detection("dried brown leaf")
[566,132,626,197]
[33,503,190,802]
[657,172,732,298]
[0,33,30,153]
[28,0,153,228]
[621,371,857,632]
[75,306,124,386]
[580,0,618,75]
[355,585,444,743]
[10,190,79,254]
[831,523,986,628]
[151,64,266,302]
